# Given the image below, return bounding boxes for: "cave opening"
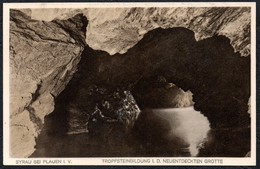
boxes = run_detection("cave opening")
[30,27,250,157]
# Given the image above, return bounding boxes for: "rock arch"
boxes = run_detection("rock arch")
[9,9,251,157]
[71,27,250,129]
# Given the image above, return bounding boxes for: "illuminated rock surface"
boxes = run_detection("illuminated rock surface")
[10,8,251,157]
[10,10,87,157]
[28,7,251,56]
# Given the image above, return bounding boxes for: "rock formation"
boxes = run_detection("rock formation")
[9,7,251,158]
[10,10,87,157]
[28,7,251,56]
[71,27,250,129]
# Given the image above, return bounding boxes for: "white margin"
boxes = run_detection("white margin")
[2,2,257,166]
[3,3,10,166]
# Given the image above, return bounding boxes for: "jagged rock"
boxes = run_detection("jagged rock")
[132,76,194,109]
[56,82,141,135]
[86,88,141,137]
[86,7,250,56]
[73,28,250,129]
[27,7,250,56]
[10,7,251,158]
[10,10,88,157]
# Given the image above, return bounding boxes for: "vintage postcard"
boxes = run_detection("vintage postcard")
[3,2,256,166]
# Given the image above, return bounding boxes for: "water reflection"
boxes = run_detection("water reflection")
[31,106,250,157]
[134,107,210,157]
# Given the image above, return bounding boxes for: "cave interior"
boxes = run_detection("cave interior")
[30,27,250,157]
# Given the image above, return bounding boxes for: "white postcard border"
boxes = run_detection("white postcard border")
[3,2,257,166]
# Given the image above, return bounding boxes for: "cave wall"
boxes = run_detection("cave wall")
[27,7,250,56]
[74,28,250,129]
[9,7,251,158]
[9,10,88,157]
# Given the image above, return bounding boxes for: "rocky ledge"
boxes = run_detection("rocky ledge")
[10,10,87,157]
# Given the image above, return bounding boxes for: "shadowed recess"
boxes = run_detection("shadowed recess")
[31,27,250,157]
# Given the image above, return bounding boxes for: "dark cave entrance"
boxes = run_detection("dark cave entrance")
[31,27,251,157]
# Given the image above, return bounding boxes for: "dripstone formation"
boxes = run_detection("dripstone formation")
[10,8,251,157]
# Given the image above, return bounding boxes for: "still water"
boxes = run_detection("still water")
[31,107,250,157]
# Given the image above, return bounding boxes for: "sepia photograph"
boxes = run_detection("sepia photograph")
[3,2,256,166]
